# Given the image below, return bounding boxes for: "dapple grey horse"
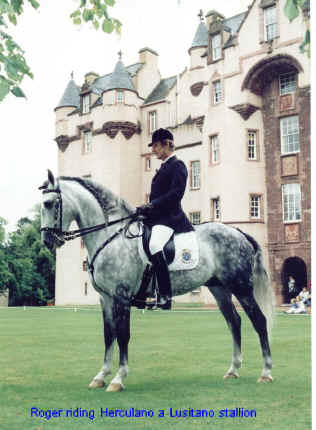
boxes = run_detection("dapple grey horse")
[40,170,274,392]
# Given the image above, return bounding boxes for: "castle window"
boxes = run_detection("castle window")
[149,111,157,134]
[279,72,297,95]
[190,161,201,190]
[83,259,88,271]
[282,184,301,222]
[82,94,90,114]
[247,130,258,160]
[264,6,277,41]
[250,195,262,219]
[213,80,222,104]
[83,131,92,154]
[116,90,124,104]
[84,282,88,296]
[211,198,221,221]
[189,211,201,225]
[210,135,220,164]
[212,34,222,61]
[280,116,299,154]
[145,156,151,171]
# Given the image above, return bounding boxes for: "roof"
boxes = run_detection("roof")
[224,12,247,35]
[126,62,144,77]
[56,60,144,109]
[191,21,208,49]
[91,61,141,94]
[144,76,177,105]
[107,60,137,92]
[223,12,247,48]
[56,79,80,109]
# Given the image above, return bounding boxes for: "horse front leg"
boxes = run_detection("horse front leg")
[89,296,115,389]
[106,285,131,392]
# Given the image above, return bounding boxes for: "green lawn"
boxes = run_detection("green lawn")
[0,307,311,430]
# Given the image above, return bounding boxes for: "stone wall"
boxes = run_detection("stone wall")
[262,76,311,303]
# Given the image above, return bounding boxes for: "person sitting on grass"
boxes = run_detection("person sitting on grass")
[299,287,311,307]
[294,295,306,314]
[286,298,298,314]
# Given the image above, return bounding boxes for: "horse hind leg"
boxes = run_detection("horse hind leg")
[207,285,242,379]
[235,290,273,383]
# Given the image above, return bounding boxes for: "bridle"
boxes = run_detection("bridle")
[39,178,146,302]
[40,180,138,243]
[40,184,65,245]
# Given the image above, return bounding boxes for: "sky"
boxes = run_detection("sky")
[0,0,309,233]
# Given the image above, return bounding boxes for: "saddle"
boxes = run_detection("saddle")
[132,224,199,309]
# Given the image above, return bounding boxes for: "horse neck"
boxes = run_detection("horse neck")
[60,180,131,260]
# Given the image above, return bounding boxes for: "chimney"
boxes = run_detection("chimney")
[84,71,99,85]
[138,47,158,68]
[205,10,225,30]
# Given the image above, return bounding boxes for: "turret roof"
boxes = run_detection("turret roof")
[106,60,137,92]
[191,21,208,49]
[56,79,80,109]
[91,62,142,94]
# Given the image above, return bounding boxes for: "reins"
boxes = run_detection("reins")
[40,180,144,298]
[62,214,136,241]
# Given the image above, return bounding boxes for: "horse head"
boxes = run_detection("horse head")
[40,169,74,250]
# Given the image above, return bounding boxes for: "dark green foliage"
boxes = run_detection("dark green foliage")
[0,208,55,306]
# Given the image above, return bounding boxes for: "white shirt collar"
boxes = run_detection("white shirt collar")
[161,154,175,165]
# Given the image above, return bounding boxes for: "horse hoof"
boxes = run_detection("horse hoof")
[257,375,273,383]
[106,383,123,392]
[224,373,239,379]
[88,379,105,389]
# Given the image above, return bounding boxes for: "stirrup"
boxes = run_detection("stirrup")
[156,296,172,310]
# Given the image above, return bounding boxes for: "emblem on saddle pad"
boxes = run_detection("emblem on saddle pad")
[138,230,199,271]
[182,249,192,263]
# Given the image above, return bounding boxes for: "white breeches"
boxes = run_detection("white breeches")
[149,224,174,255]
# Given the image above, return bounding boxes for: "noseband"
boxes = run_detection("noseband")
[40,184,65,244]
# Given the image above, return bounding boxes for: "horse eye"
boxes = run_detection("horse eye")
[44,201,53,210]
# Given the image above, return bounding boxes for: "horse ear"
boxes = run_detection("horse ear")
[47,169,55,186]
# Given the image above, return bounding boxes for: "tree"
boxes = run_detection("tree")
[5,206,56,305]
[284,0,310,57]
[0,0,121,102]
[0,216,12,295]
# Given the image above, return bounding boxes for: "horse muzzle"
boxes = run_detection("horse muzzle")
[41,227,65,249]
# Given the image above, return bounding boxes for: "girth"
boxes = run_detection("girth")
[142,223,175,265]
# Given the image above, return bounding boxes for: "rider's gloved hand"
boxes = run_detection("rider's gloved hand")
[136,203,154,216]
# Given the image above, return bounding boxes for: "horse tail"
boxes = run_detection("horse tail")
[236,229,275,336]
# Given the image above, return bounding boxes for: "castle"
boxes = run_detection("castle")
[54,0,310,305]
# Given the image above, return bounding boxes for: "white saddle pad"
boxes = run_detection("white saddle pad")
[138,230,199,271]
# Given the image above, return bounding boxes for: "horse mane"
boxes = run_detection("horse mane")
[58,176,134,216]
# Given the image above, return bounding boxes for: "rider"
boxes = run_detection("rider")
[136,128,193,309]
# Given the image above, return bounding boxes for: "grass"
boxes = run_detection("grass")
[0,306,311,430]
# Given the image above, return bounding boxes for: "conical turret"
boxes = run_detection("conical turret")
[107,59,137,93]
[189,11,208,68]
[190,21,208,51]
[56,77,80,110]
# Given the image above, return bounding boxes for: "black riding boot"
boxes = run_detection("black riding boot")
[151,251,172,310]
